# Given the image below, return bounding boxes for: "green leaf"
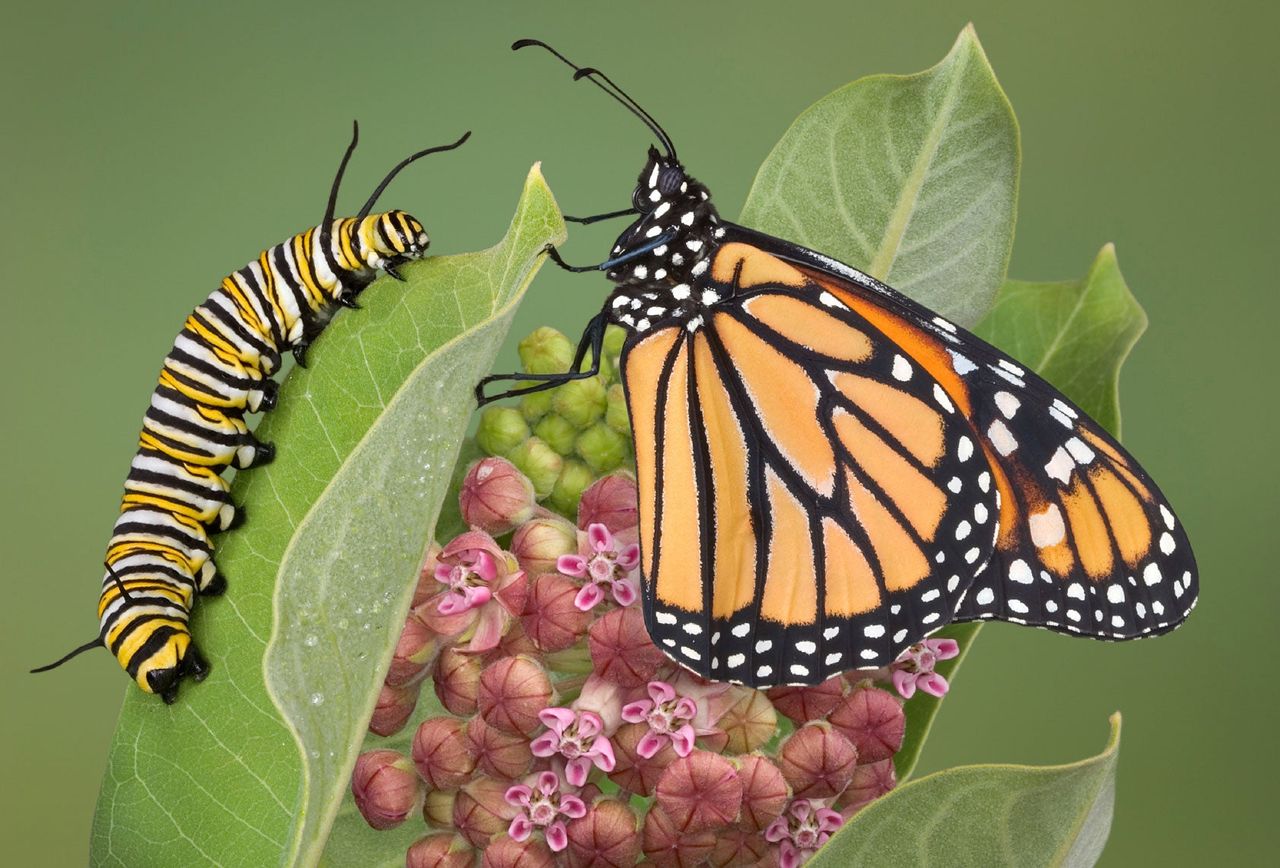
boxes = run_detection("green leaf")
[740,24,1020,328]
[813,714,1121,866]
[90,166,566,867]
[892,244,1148,781]
[975,243,1147,437]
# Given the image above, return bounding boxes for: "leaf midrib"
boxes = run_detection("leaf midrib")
[867,46,970,281]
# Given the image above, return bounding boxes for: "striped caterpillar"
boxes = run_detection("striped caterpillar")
[33,123,469,702]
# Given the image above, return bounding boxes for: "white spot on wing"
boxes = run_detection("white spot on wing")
[987,419,1018,456]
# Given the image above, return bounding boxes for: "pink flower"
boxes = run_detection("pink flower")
[764,798,846,868]
[529,707,617,787]
[621,681,698,759]
[504,769,588,853]
[556,523,640,611]
[431,530,526,654]
[890,637,960,699]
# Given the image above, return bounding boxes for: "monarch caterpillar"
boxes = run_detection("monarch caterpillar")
[33,124,470,702]
[477,41,1198,688]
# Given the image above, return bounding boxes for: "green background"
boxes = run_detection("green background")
[1,1,1273,864]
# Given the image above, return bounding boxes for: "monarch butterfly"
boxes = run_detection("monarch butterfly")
[33,124,470,702]
[477,41,1198,688]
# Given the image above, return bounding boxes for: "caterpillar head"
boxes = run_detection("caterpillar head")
[353,210,430,271]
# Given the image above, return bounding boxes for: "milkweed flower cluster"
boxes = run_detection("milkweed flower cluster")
[349,328,965,866]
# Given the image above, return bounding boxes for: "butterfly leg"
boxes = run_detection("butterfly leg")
[475,311,606,405]
[543,231,677,273]
[563,207,638,225]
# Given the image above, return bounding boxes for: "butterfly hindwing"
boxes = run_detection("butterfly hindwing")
[741,224,1199,643]
[623,244,997,687]
[935,344,1199,638]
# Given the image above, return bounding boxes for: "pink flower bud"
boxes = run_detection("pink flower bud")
[481,835,556,868]
[350,749,421,831]
[521,573,594,652]
[453,776,517,849]
[837,758,897,815]
[486,617,538,661]
[511,515,578,574]
[566,798,641,866]
[477,655,554,737]
[413,542,444,608]
[777,722,858,799]
[641,805,718,866]
[405,833,475,868]
[654,751,743,833]
[576,472,639,533]
[709,827,773,867]
[421,788,457,829]
[432,646,482,716]
[827,684,905,765]
[717,687,779,754]
[466,716,534,780]
[460,457,538,535]
[385,608,440,688]
[736,754,790,833]
[767,676,846,725]
[575,673,625,734]
[608,722,677,797]
[588,606,667,688]
[412,717,477,791]
[368,682,418,737]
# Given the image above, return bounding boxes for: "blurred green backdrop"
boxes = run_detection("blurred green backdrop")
[1,1,1274,864]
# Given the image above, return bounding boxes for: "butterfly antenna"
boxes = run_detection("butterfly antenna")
[355,130,472,220]
[512,39,678,161]
[30,637,103,674]
[322,120,360,234]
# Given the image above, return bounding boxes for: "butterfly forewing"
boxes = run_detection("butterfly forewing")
[623,244,998,687]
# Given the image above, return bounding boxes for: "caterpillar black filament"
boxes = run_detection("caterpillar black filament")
[33,123,470,702]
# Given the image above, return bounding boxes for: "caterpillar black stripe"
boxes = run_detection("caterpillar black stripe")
[32,123,470,702]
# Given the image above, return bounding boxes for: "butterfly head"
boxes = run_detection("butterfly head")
[607,146,723,291]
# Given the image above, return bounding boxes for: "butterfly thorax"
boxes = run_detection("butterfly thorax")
[604,149,729,334]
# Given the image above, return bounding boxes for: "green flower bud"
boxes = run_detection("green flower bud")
[603,324,627,358]
[475,406,530,457]
[592,349,615,384]
[506,436,563,499]
[533,412,579,456]
[552,376,607,429]
[576,422,630,474]
[519,388,555,424]
[547,459,594,517]
[605,384,631,436]
[519,326,573,375]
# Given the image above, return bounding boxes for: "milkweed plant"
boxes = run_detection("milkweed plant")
[92,27,1135,866]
